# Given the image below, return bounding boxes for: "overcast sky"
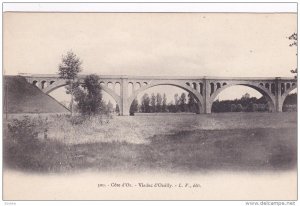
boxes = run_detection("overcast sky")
[3,12,297,103]
[4,12,297,77]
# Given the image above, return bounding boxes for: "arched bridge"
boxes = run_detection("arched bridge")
[22,74,297,116]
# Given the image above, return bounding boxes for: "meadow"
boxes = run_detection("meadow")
[3,112,297,173]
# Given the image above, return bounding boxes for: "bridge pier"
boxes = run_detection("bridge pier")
[203,79,212,114]
[274,78,284,112]
[120,78,130,116]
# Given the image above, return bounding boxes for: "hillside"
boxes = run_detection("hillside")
[4,76,69,113]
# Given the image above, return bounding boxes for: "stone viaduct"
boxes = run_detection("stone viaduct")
[21,74,297,116]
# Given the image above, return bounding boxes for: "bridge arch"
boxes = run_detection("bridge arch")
[32,80,38,87]
[45,80,122,109]
[127,80,204,114]
[209,82,276,113]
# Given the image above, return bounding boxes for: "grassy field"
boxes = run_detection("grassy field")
[3,112,297,173]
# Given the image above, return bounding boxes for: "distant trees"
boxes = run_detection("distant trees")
[187,93,199,113]
[138,92,198,113]
[212,93,270,113]
[150,93,156,113]
[174,94,180,112]
[156,93,162,112]
[141,94,150,113]
[162,93,167,112]
[284,93,297,105]
[179,93,187,112]
[112,90,294,115]
[115,104,120,114]
[283,93,297,112]
[106,100,114,113]
[167,101,176,113]
[58,51,82,116]
[130,99,139,115]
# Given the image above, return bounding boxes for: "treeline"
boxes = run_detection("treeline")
[282,93,297,112]
[129,92,199,115]
[284,93,297,105]
[212,93,297,113]
[212,95,269,113]
[125,92,297,115]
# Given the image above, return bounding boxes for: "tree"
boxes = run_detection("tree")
[73,74,105,116]
[156,93,162,112]
[179,93,187,112]
[236,104,243,112]
[167,101,176,113]
[130,99,139,115]
[150,93,156,113]
[141,93,150,113]
[162,93,167,112]
[284,93,297,105]
[115,104,120,115]
[289,33,297,78]
[58,51,82,116]
[241,93,250,100]
[106,100,114,113]
[231,104,237,112]
[187,93,197,113]
[174,93,180,112]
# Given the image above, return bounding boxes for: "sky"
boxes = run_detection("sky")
[3,12,297,105]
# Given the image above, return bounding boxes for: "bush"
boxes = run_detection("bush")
[4,116,47,170]
[7,116,40,143]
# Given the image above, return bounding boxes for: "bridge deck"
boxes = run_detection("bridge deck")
[18,73,296,81]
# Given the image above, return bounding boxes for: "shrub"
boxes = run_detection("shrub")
[7,116,39,143]
[4,116,47,170]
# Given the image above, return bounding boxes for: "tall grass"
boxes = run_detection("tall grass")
[3,112,297,173]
